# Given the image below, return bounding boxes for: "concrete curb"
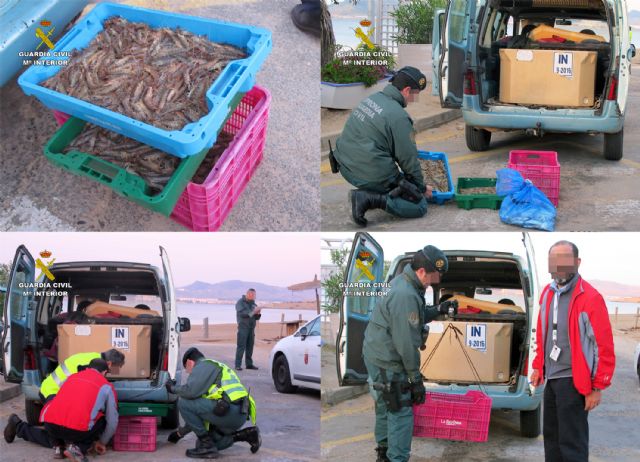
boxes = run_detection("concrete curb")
[322,384,369,407]
[320,108,462,159]
[0,382,21,403]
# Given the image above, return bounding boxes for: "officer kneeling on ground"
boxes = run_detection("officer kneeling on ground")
[363,246,458,462]
[330,66,433,227]
[166,347,260,459]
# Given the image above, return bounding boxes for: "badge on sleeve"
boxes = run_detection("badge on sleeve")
[408,311,419,326]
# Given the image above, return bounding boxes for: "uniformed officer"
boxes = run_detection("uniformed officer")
[166,347,260,459]
[331,66,433,227]
[235,289,261,370]
[362,246,457,462]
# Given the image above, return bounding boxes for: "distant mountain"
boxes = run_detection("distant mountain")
[176,280,316,302]
[630,10,640,25]
[588,280,640,298]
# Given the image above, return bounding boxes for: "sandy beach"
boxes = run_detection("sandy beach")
[181,321,312,346]
[610,313,640,340]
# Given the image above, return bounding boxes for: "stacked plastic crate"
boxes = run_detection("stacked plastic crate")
[18,2,272,231]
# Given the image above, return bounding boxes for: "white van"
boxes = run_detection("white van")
[336,232,545,437]
[1,245,190,427]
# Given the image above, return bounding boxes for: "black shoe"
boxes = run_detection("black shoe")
[375,445,390,462]
[291,1,321,37]
[349,190,387,227]
[233,426,261,453]
[4,414,21,444]
[245,365,259,370]
[235,366,243,371]
[186,435,219,459]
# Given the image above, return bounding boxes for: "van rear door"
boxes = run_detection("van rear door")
[1,246,35,383]
[522,232,540,394]
[437,0,477,108]
[336,232,384,386]
[160,246,179,377]
[615,0,631,112]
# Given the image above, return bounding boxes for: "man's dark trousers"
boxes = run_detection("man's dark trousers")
[235,326,255,368]
[543,377,589,462]
[16,417,106,453]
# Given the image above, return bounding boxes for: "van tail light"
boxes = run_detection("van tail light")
[463,69,477,95]
[161,351,168,371]
[521,352,529,377]
[607,76,618,100]
[24,346,36,370]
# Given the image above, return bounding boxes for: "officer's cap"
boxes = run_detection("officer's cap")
[391,66,427,91]
[182,347,204,367]
[415,245,448,274]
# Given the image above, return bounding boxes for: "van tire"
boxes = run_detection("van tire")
[465,125,491,151]
[273,355,297,393]
[520,404,541,438]
[603,130,623,160]
[25,399,43,426]
[160,404,180,429]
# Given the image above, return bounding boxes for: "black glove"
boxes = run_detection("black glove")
[167,430,183,444]
[438,299,458,315]
[165,379,176,394]
[389,179,423,203]
[410,379,426,405]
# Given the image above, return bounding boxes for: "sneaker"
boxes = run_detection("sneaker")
[3,414,21,444]
[64,444,88,462]
[245,365,259,370]
[53,445,65,459]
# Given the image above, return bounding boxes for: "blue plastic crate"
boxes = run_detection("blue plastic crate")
[17,2,272,158]
[417,150,454,205]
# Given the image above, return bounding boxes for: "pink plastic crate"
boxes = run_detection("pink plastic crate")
[113,416,157,452]
[507,150,560,206]
[170,85,271,231]
[413,390,492,442]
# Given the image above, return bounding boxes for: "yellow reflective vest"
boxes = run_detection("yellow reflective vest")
[202,359,256,425]
[40,352,101,398]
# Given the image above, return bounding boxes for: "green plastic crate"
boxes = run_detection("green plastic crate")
[455,178,505,210]
[43,92,245,216]
[118,402,172,417]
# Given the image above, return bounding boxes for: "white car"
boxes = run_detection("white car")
[635,342,640,386]
[269,314,321,393]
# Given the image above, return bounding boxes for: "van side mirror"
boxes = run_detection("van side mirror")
[178,317,191,332]
[630,44,636,59]
[299,326,308,340]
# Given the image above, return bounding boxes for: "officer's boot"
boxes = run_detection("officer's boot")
[233,426,261,453]
[185,435,219,459]
[375,445,390,462]
[349,190,387,227]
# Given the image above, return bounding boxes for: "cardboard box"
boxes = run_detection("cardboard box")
[420,321,513,383]
[57,324,151,378]
[499,49,597,107]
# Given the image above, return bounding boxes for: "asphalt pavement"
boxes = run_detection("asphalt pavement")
[0,340,320,462]
[321,74,640,231]
[0,0,319,231]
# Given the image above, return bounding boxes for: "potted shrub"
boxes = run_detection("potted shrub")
[321,44,395,109]
[391,0,446,92]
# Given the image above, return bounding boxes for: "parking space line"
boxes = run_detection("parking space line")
[321,432,374,450]
[256,448,320,461]
[321,403,373,422]
[621,158,640,169]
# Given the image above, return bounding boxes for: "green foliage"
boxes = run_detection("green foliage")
[391,0,447,44]
[321,249,350,314]
[321,44,395,87]
[0,262,9,316]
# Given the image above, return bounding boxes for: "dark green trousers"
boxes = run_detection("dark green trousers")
[177,398,246,449]
[235,325,255,368]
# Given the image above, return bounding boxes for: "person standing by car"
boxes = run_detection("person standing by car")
[362,246,457,462]
[530,240,615,462]
[166,347,260,459]
[330,66,434,227]
[4,358,118,461]
[235,288,261,370]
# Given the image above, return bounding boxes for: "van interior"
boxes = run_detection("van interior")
[478,0,613,111]
[394,253,530,392]
[34,265,167,383]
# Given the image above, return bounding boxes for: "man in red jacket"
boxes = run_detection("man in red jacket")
[530,240,615,462]
[4,358,118,462]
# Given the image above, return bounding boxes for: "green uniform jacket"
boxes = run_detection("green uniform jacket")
[334,84,426,193]
[174,358,222,436]
[362,265,439,380]
[236,295,259,329]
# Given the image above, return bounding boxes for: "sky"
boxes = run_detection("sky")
[0,233,320,288]
[321,232,640,287]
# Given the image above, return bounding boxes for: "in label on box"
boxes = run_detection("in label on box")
[111,326,130,351]
[553,52,573,77]
[466,324,487,352]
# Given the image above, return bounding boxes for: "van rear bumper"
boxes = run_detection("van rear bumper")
[462,96,624,134]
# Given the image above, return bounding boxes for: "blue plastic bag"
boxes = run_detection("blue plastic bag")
[496,168,556,232]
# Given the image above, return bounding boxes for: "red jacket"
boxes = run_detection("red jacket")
[40,368,118,433]
[532,276,615,396]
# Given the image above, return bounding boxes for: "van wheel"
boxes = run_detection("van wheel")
[25,399,43,426]
[273,355,297,394]
[160,404,180,429]
[520,404,541,438]
[603,129,623,160]
[465,125,491,151]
